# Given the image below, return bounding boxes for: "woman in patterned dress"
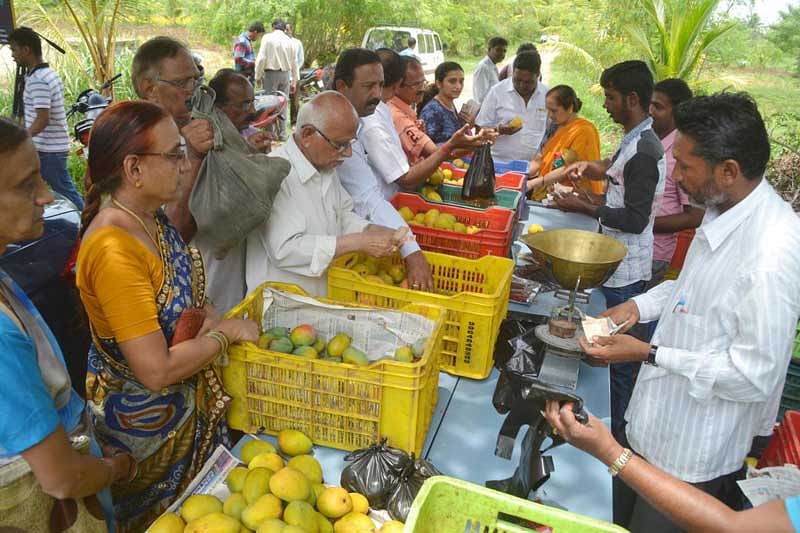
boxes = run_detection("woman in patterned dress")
[76,101,259,531]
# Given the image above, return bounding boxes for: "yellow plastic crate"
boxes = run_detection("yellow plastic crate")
[222,282,444,455]
[327,252,514,380]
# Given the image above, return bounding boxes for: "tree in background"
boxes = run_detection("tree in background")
[628,0,736,80]
[768,5,800,73]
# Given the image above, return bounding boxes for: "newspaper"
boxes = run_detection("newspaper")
[260,288,436,362]
[738,464,800,506]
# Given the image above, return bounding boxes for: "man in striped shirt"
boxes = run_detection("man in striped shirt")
[9,27,84,210]
[232,21,265,84]
[582,92,800,532]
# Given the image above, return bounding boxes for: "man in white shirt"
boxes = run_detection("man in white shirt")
[581,92,800,532]
[246,91,401,296]
[254,19,299,140]
[333,48,434,292]
[473,36,507,103]
[475,50,549,162]
[399,37,418,58]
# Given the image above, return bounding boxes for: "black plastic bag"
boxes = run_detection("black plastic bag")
[462,144,496,200]
[386,456,442,521]
[340,439,410,508]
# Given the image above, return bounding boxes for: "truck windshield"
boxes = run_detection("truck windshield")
[365,29,412,52]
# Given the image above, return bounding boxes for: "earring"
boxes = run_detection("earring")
[135,181,143,188]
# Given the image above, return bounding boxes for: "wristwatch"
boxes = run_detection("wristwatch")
[646,344,659,366]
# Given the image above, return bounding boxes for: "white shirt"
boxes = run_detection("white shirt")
[361,101,410,200]
[475,77,549,162]
[254,29,299,82]
[245,137,369,297]
[337,120,421,259]
[193,238,246,314]
[290,37,305,82]
[627,179,800,482]
[473,55,499,103]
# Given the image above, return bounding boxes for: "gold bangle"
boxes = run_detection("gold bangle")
[205,330,229,365]
[608,448,633,477]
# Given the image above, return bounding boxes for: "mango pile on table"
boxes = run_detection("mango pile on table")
[150,429,404,533]
[255,324,425,366]
[398,206,482,235]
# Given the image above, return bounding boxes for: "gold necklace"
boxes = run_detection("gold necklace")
[111,197,159,250]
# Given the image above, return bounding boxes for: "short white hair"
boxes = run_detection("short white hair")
[295,90,358,132]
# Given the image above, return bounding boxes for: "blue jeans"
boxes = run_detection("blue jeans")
[601,280,648,442]
[38,151,84,210]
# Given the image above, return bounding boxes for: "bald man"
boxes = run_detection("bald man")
[245,91,403,296]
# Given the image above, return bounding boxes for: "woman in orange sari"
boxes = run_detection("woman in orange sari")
[527,85,601,199]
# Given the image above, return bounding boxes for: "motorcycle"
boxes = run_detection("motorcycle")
[252,89,288,140]
[297,67,324,104]
[66,73,121,160]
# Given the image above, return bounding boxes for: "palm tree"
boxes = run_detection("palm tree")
[628,0,736,80]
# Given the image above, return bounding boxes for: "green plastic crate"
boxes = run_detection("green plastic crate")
[418,184,523,218]
[406,476,627,533]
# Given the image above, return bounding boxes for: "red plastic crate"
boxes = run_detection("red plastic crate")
[391,193,514,259]
[439,162,526,192]
[758,410,800,467]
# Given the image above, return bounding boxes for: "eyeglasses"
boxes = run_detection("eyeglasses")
[308,125,356,154]
[156,74,202,91]
[133,144,188,163]
[402,78,426,89]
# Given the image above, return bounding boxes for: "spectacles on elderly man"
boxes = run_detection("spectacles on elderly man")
[307,125,356,154]
[156,73,202,91]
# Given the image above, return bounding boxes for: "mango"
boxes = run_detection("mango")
[184,512,240,533]
[257,333,276,350]
[349,492,369,515]
[508,116,523,128]
[287,455,323,484]
[289,324,317,347]
[292,345,319,359]
[423,209,439,227]
[453,158,465,168]
[306,485,317,507]
[227,466,250,492]
[380,521,404,533]
[267,327,289,338]
[312,336,326,354]
[316,512,334,533]
[378,272,395,285]
[241,440,277,465]
[256,519,287,533]
[412,213,425,225]
[283,501,318,533]
[277,429,313,456]
[342,346,369,367]
[181,494,223,523]
[454,222,467,234]
[243,467,274,504]
[528,223,544,234]
[149,512,185,533]
[363,257,379,275]
[241,493,283,530]
[312,483,326,501]
[333,512,376,533]
[249,452,284,472]
[270,467,311,502]
[425,191,443,202]
[317,487,352,519]
[466,225,481,235]
[364,274,386,285]
[345,253,365,269]
[442,168,453,180]
[223,493,248,520]
[269,337,294,354]
[428,169,444,186]
[398,206,414,222]
[241,527,254,533]
[393,346,414,363]
[326,334,351,358]
[433,216,454,230]
[352,263,371,277]
[411,337,427,357]
[283,527,306,533]
[387,265,405,283]
[421,185,435,197]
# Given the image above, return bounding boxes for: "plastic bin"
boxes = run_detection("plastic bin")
[459,156,530,175]
[391,193,515,259]
[418,183,523,221]
[222,282,445,455]
[406,476,627,532]
[328,251,513,379]
[758,410,800,468]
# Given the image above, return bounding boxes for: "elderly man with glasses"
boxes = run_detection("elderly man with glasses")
[132,36,213,242]
[245,91,404,296]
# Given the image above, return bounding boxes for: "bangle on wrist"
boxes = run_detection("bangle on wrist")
[608,448,633,477]
[205,330,230,366]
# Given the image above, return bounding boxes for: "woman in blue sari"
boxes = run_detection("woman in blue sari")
[76,101,259,531]
[0,118,134,531]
